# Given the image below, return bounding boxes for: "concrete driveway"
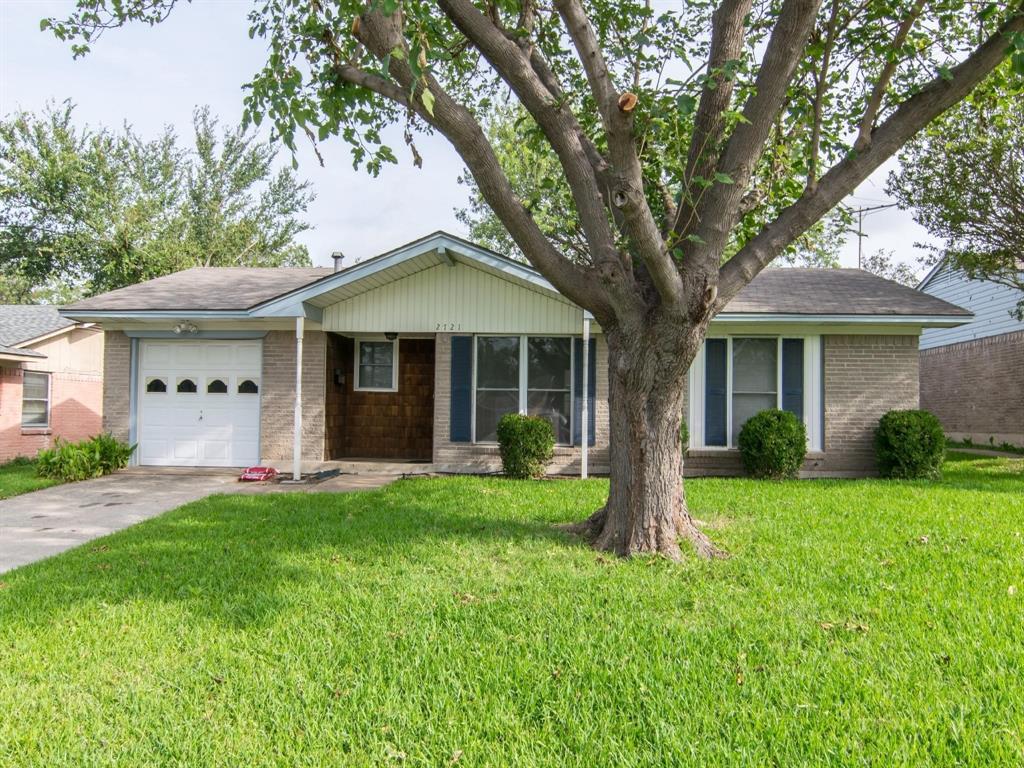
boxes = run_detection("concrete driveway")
[0,469,394,574]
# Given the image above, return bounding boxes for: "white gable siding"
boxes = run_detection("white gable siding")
[322,262,584,334]
[919,263,1024,349]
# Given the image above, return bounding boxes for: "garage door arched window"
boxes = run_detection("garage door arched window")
[176,377,197,394]
[238,378,259,394]
[206,378,228,394]
[145,377,167,393]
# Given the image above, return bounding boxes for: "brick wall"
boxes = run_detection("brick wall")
[0,332,104,462]
[260,329,326,464]
[103,331,131,442]
[920,330,1024,447]
[432,332,610,474]
[822,334,919,473]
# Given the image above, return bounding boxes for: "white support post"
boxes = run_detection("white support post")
[293,316,304,481]
[581,316,590,479]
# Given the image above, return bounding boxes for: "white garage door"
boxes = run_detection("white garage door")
[137,339,262,467]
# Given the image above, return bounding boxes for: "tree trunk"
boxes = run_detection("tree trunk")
[571,325,725,560]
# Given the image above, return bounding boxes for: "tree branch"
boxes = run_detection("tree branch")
[671,0,754,241]
[718,5,1024,302]
[341,7,614,317]
[854,0,926,150]
[688,0,823,266]
[436,0,628,280]
[556,0,684,307]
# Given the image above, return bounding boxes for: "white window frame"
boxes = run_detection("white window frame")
[21,370,51,429]
[353,338,399,392]
[470,335,576,446]
[688,334,822,452]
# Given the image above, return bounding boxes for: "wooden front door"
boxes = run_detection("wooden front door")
[326,336,435,461]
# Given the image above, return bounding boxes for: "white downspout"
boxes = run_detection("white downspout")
[293,316,304,481]
[581,316,590,479]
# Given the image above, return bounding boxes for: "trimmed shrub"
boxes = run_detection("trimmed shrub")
[874,409,945,479]
[496,413,555,479]
[36,434,135,482]
[680,420,689,450]
[738,409,807,479]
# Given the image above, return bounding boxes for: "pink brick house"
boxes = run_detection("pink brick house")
[0,306,104,463]
[61,231,972,478]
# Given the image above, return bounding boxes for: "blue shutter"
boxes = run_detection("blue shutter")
[782,338,804,420]
[704,339,727,446]
[450,336,472,442]
[572,337,596,446]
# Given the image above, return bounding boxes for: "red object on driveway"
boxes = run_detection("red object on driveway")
[239,466,278,482]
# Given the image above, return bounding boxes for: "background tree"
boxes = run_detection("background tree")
[0,103,314,302]
[47,0,1024,559]
[887,65,1024,318]
[861,248,920,286]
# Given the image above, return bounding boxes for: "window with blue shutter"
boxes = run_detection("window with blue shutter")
[449,336,472,442]
[782,338,804,420]
[704,339,727,446]
[572,337,596,446]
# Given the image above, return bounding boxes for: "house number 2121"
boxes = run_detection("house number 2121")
[436,322,462,331]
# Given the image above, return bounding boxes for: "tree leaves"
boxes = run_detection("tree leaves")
[0,104,315,301]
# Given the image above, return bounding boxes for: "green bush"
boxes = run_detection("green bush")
[737,409,807,479]
[496,413,555,479]
[680,420,689,450]
[36,434,135,482]
[875,410,945,479]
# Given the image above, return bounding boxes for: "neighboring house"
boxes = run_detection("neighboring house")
[61,231,971,477]
[917,259,1024,448]
[0,305,105,462]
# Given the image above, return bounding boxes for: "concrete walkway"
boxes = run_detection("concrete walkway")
[0,469,394,574]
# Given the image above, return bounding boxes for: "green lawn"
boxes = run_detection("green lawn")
[1,454,1022,766]
[0,459,57,499]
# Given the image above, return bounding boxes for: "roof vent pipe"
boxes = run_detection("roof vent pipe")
[331,251,345,273]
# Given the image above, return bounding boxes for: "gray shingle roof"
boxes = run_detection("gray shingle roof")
[59,260,970,318]
[0,305,76,347]
[63,267,335,312]
[727,268,971,316]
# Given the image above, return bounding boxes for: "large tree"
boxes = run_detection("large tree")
[0,103,314,302]
[47,0,1024,558]
[887,66,1024,318]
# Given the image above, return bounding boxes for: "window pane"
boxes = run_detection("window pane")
[476,337,519,388]
[527,337,571,390]
[23,372,48,400]
[22,400,48,426]
[238,379,259,394]
[527,390,571,444]
[176,378,197,393]
[475,389,519,442]
[731,338,778,444]
[207,378,228,394]
[732,338,777,393]
[360,341,393,366]
[732,393,777,444]
[146,378,167,393]
[359,364,393,389]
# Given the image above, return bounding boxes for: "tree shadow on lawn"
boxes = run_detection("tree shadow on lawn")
[0,478,596,632]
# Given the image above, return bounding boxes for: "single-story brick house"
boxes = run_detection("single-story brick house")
[61,231,971,477]
[917,258,1023,447]
[0,305,104,462]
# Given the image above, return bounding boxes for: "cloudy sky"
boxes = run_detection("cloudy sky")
[0,0,935,274]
